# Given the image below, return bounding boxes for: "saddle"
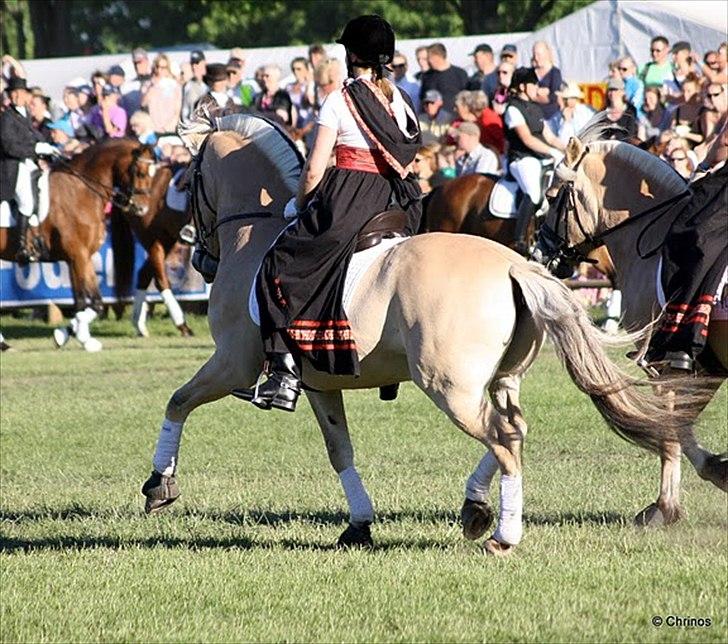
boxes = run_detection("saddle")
[355,209,408,253]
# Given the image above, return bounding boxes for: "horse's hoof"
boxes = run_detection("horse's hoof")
[701,453,728,492]
[336,522,373,549]
[461,498,494,541]
[177,323,194,337]
[83,337,103,353]
[483,537,514,557]
[141,471,180,514]
[0,340,11,352]
[634,502,683,527]
[134,323,149,338]
[53,326,70,348]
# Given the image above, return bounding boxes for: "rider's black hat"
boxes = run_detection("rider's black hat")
[6,77,28,92]
[336,15,395,66]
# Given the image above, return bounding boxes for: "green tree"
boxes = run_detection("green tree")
[1,0,34,60]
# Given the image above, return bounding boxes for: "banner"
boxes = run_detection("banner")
[0,222,209,308]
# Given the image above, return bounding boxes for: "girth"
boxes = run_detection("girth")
[355,209,408,253]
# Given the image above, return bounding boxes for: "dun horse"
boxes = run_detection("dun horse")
[117,164,194,337]
[533,125,727,525]
[0,139,156,351]
[140,114,693,555]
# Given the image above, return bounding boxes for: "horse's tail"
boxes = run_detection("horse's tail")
[110,209,135,300]
[509,261,692,454]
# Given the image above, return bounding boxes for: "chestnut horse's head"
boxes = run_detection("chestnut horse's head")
[117,143,158,217]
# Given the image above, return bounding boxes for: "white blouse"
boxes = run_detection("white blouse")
[317,74,416,149]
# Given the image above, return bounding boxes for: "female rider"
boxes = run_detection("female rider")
[504,67,564,254]
[236,15,422,412]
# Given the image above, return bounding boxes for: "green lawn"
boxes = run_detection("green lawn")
[1,313,726,643]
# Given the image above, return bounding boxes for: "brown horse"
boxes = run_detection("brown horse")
[117,163,194,337]
[0,138,156,351]
[422,173,542,251]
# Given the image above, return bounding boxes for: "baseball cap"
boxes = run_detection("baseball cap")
[107,65,125,78]
[101,83,120,96]
[132,47,148,63]
[469,43,493,56]
[607,77,625,91]
[671,41,691,54]
[423,89,443,103]
[190,50,205,64]
[501,44,517,55]
[48,119,75,137]
[456,122,481,137]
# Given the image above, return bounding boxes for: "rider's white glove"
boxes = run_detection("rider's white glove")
[548,147,564,163]
[283,197,299,220]
[34,142,57,156]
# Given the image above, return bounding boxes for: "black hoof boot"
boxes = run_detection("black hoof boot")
[141,471,180,514]
[231,352,301,412]
[336,522,373,549]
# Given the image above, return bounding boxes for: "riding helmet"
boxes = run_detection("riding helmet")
[510,66,539,90]
[336,15,395,66]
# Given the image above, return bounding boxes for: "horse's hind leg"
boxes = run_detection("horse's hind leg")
[141,348,255,513]
[53,253,102,352]
[132,259,155,337]
[307,390,373,548]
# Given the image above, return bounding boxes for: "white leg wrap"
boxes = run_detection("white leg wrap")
[338,466,374,526]
[71,307,97,344]
[132,290,149,337]
[492,474,523,545]
[161,288,185,327]
[152,418,183,477]
[606,289,622,320]
[465,451,499,502]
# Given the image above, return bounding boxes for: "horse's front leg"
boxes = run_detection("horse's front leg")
[141,347,256,513]
[307,389,374,548]
[149,240,192,337]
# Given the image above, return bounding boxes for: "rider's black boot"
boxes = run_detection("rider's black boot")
[231,352,302,412]
[512,195,538,256]
[14,214,37,265]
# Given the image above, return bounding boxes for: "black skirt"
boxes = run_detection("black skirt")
[257,166,421,375]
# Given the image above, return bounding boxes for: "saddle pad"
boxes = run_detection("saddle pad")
[165,168,188,212]
[656,256,728,321]
[248,235,407,326]
[0,201,40,228]
[488,178,519,219]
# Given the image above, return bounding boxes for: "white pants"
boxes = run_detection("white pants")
[15,159,49,218]
[508,156,543,204]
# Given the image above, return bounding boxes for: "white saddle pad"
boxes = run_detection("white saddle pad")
[0,200,45,228]
[488,178,519,219]
[165,168,188,212]
[249,236,407,326]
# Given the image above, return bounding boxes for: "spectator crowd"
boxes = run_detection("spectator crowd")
[2,34,727,188]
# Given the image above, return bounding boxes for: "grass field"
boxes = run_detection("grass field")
[1,313,726,643]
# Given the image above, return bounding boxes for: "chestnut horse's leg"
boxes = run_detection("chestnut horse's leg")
[148,239,192,337]
[132,258,155,338]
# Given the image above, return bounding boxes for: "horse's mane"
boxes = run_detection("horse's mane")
[585,140,687,196]
[179,112,304,194]
[63,137,140,172]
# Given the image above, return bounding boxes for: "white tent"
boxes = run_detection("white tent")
[513,0,728,82]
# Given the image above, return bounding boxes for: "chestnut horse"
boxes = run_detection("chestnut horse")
[422,173,542,252]
[0,139,156,351]
[119,164,194,337]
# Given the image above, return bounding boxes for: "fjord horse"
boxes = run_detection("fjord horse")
[120,164,194,337]
[0,139,156,351]
[534,125,727,526]
[140,114,694,555]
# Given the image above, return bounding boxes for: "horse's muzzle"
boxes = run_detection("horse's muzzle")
[191,247,218,283]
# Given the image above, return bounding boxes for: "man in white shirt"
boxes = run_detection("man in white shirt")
[454,121,499,176]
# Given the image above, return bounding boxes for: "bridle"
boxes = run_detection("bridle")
[54,143,156,216]
[189,137,272,283]
[531,148,599,278]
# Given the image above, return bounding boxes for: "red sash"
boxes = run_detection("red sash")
[335,145,392,176]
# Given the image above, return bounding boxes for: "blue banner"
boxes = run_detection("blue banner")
[0,222,209,308]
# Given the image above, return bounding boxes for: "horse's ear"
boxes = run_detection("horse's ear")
[565,137,583,167]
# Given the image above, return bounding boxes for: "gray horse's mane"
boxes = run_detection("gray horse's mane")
[178,111,304,194]
[558,111,687,196]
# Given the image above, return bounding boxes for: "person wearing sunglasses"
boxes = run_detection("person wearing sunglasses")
[391,51,420,113]
[697,82,727,143]
[491,61,514,117]
[617,56,644,117]
[664,137,696,180]
[702,43,728,84]
[639,35,673,86]
[141,53,182,136]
